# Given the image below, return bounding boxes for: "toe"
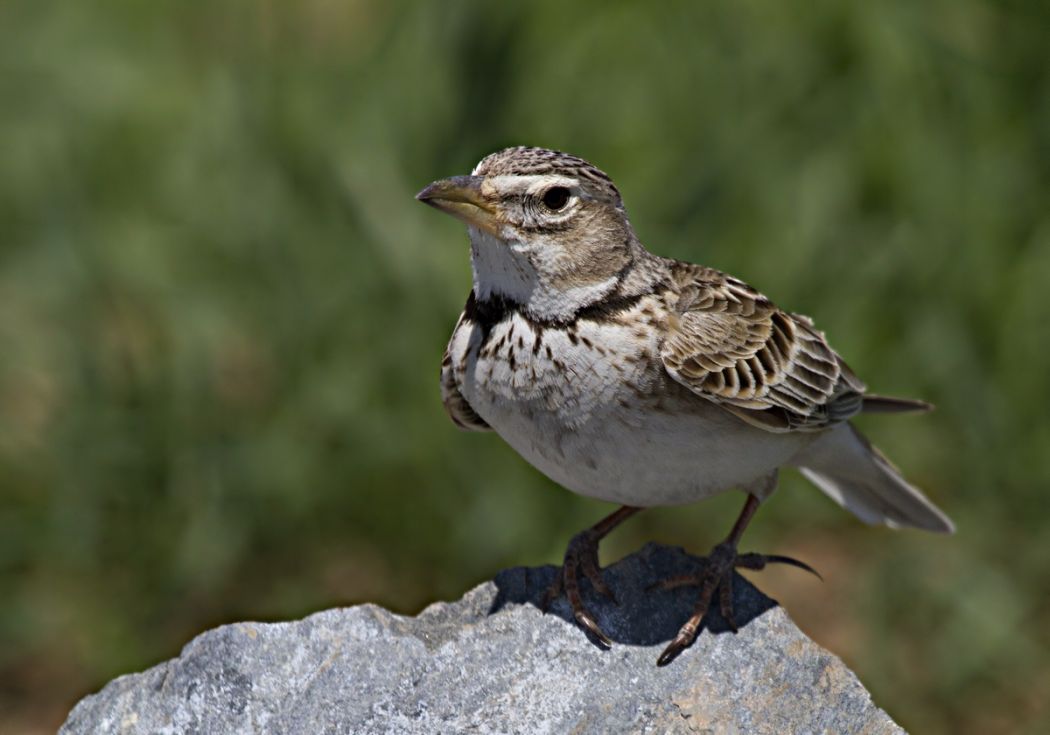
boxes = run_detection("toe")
[646,573,700,593]
[579,549,616,603]
[718,577,738,633]
[540,571,564,613]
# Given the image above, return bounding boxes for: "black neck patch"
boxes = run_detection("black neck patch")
[463,289,645,343]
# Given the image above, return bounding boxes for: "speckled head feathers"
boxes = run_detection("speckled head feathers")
[473,146,622,206]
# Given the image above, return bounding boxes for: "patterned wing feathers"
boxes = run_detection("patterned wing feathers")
[661,266,865,432]
[440,313,491,432]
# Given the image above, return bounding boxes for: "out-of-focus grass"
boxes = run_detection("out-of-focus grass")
[1,1,1048,732]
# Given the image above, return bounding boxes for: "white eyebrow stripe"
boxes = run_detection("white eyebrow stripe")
[482,174,580,196]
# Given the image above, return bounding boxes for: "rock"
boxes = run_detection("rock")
[61,543,904,734]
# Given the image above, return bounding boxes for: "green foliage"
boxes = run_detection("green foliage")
[1,1,1048,731]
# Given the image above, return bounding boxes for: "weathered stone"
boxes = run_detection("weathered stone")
[61,543,904,734]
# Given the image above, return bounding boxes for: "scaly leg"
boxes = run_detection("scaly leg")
[541,505,641,646]
[654,494,820,666]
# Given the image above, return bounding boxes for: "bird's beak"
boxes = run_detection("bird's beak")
[416,175,499,234]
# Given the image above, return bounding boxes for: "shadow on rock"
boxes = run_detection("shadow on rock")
[488,542,778,648]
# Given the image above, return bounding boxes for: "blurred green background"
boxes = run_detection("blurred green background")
[2,0,1049,732]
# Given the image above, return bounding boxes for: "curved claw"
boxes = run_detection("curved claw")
[657,639,685,667]
[657,624,698,666]
[541,529,616,645]
[736,552,823,581]
[655,546,820,666]
[575,609,612,648]
[764,554,823,581]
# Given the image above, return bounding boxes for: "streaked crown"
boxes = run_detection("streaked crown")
[473,146,622,207]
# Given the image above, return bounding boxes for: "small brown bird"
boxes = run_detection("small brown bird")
[417,146,953,665]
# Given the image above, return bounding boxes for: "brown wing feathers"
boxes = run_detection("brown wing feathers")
[661,264,866,432]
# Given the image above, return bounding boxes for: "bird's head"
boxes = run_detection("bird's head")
[417,146,642,320]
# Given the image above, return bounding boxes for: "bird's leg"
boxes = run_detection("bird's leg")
[541,505,641,646]
[654,494,820,666]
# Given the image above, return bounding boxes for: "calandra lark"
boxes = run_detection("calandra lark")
[417,146,953,665]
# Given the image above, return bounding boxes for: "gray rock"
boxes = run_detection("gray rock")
[61,543,904,734]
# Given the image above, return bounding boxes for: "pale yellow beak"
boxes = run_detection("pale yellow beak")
[416,175,500,234]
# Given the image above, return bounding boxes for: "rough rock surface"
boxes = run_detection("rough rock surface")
[62,543,904,734]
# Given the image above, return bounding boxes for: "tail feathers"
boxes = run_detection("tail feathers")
[861,394,934,414]
[793,423,954,533]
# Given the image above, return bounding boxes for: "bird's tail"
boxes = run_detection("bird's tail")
[791,422,954,533]
[861,394,934,414]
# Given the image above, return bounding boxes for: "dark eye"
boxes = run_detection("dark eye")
[542,186,571,211]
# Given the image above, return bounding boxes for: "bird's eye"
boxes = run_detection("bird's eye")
[542,186,571,211]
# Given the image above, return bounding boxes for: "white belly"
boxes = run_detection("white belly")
[448,312,809,506]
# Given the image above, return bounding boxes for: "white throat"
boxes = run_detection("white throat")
[467,226,618,322]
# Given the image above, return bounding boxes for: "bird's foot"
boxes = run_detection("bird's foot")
[541,528,618,647]
[651,542,820,666]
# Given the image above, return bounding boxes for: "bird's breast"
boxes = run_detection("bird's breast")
[444,301,809,505]
[448,308,661,430]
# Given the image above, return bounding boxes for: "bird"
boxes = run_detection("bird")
[416,146,953,666]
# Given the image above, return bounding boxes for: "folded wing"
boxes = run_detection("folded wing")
[440,310,492,432]
[660,263,866,433]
